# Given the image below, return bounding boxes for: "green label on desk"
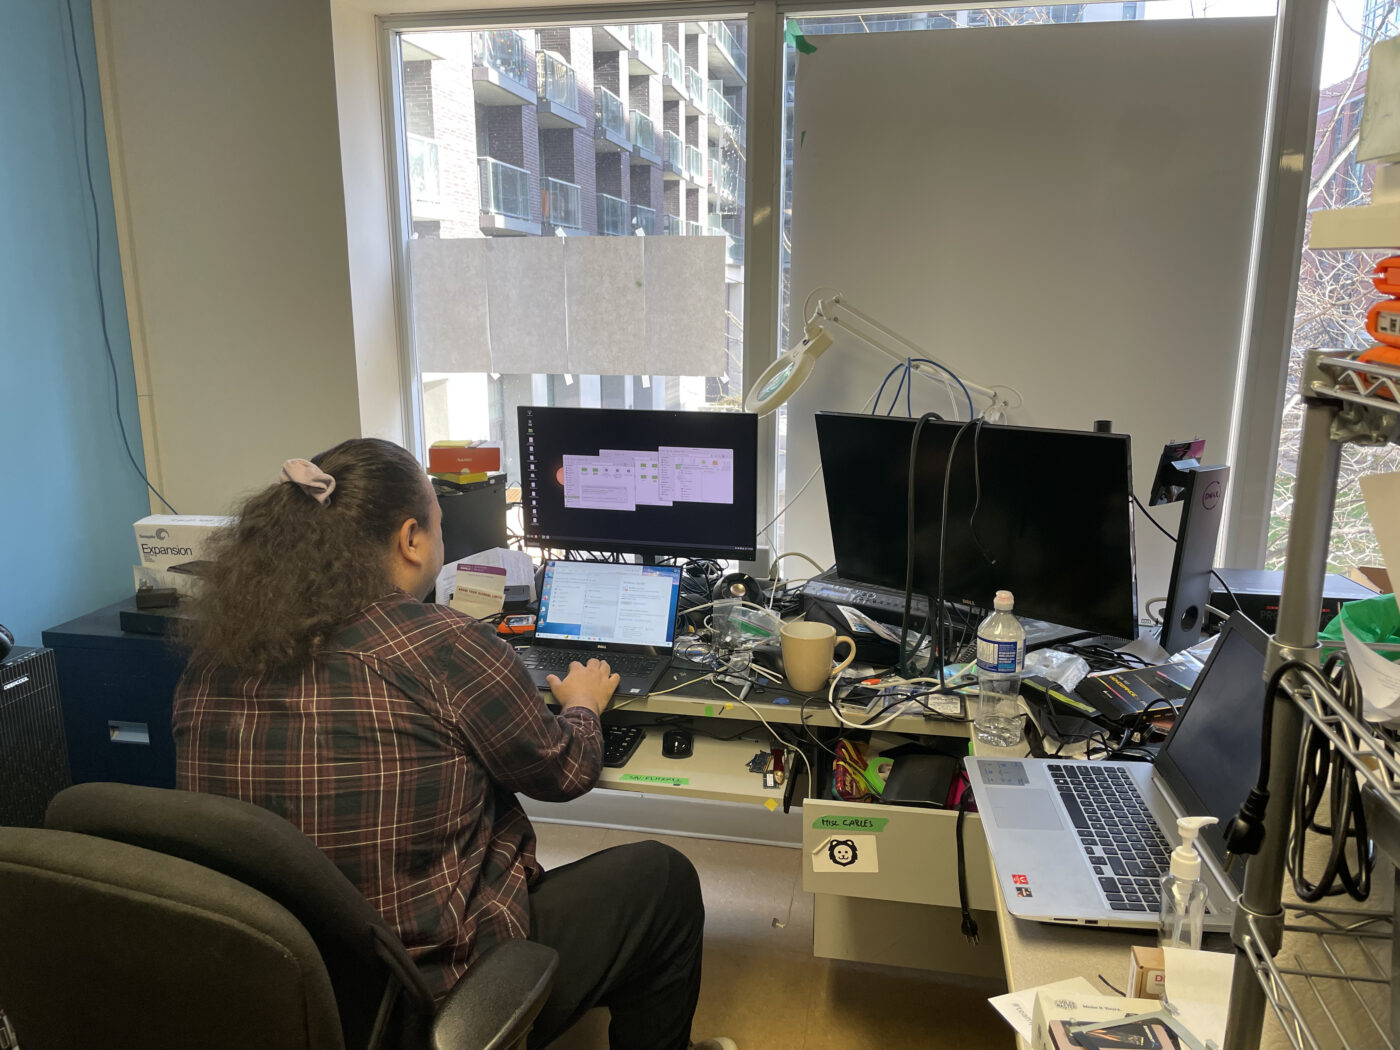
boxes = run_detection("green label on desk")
[620,773,691,787]
[811,815,889,833]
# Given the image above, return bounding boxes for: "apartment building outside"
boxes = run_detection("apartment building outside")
[401,19,747,470]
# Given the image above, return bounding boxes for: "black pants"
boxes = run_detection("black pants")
[526,840,705,1050]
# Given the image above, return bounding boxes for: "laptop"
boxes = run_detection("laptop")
[519,560,682,697]
[964,613,1268,930]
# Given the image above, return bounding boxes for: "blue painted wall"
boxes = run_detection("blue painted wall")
[0,0,151,645]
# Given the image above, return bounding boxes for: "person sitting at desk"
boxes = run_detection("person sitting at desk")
[172,437,735,1050]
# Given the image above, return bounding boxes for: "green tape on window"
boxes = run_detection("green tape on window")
[620,773,691,786]
[811,815,889,833]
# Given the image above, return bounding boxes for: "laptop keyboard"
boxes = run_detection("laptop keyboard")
[521,648,659,678]
[1048,763,1174,914]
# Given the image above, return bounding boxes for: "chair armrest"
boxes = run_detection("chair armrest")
[431,939,559,1050]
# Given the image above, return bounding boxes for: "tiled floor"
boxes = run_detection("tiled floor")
[535,822,1011,1050]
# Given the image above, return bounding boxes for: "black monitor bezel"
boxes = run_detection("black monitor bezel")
[516,405,759,561]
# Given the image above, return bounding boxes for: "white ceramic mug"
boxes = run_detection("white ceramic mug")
[780,620,856,693]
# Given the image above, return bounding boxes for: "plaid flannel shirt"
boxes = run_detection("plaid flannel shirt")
[172,591,602,999]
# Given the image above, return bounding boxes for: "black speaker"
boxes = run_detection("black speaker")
[713,572,764,604]
[0,647,71,827]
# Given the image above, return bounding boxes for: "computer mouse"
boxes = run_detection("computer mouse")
[662,728,694,759]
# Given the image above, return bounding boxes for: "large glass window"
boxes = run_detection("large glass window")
[1267,1,1399,571]
[395,19,748,495]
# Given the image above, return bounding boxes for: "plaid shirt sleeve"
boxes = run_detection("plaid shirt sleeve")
[441,620,603,802]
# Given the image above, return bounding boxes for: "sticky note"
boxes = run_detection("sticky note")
[764,798,779,811]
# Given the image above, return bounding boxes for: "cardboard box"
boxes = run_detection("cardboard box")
[1351,565,1391,593]
[133,515,232,572]
[431,470,491,486]
[428,442,501,475]
[1128,945,1166,1000]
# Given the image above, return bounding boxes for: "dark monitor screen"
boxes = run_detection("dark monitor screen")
[518,406,759,560]
[1153,613,1269,890]
[814,412,1138,637]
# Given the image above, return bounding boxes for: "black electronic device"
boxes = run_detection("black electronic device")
[881,752,958,808]
[1209,568,1375,634]
[0,623,12,662]
[814,412,1138,639]
[602,724,646,768]
[713,572,764,603]
[437,473,508,561]
[0,647,71,827]
[1147,437,1230,654]
[517,406,759,560]
[662,728,694,759]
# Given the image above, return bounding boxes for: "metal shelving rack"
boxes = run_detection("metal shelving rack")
[1225,349,1400,1049]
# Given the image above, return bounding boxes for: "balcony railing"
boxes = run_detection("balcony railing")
[685,144,704,181]
[631,23,661,66]
[479,156,532,220]
[603,24,631,45]
[709,20,746,78]
[473,30,531,87]
[629,109,656,154]
[685,67,706,108]
[407,133,441,206]
[708,84,745,143]
[598,193,628,235]
[709,149,742,206]
[663,43,685,87]
[664,130,684,171]
[536,51,578,112]
[632,204,656,235]
[543,176,582,229]
[710,215,744,264]
[664,213,684,236]
[687,221,704,237]
[596,87,626,139]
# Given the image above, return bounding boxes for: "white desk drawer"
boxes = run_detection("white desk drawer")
[802,797,998,912]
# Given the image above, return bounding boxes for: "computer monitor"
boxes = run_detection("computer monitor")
[518,406,759,560]
[814,412,1138,638]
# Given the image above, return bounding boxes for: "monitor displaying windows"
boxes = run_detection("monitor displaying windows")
[518,406,759,560]
[815,412,1138,638]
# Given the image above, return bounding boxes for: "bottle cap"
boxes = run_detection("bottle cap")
[1170,815,1218,881]
[994,590,1014,611]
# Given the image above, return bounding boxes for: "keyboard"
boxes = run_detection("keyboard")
[1048,763,1174,914]
[520,648,659,678]
[602,725,646,768]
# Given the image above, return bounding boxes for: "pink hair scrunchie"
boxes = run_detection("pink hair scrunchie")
[280,459,336,505]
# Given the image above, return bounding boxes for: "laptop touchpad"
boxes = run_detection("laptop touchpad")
[986,788,1065,831]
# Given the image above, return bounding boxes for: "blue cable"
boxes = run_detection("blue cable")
[870,361,906,415]
[906,357,975,421]
[905,357,912,417]
[885,363,909,415]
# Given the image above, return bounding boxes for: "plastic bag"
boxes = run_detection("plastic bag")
[713,600,782,650]
[1320,593,1400,662]
[1024,648,1090,691]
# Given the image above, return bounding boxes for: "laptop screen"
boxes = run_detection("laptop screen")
[535,561,682,648]
[1153,613,1269,887]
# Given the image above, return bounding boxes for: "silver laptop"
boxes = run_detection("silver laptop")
[519,560,682,697]
[964,613,1268,930]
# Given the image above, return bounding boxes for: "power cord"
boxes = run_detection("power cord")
[63,0,178,515]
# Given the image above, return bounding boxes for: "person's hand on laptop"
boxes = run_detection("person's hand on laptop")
[548,659,621,717]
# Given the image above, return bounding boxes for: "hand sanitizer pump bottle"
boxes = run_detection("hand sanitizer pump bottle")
[1158,815,1217,950]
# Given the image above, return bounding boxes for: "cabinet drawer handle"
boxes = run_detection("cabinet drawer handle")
[108,721,150,745]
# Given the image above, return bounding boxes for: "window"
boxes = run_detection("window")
[392,19,748,503]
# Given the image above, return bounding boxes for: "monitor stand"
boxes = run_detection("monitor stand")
[1159,464,1230,654]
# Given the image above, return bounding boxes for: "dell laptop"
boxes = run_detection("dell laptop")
[964,613,1268,930]
[519,560,682,697]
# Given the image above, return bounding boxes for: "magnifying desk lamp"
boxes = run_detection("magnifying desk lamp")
[743,292,1009,420]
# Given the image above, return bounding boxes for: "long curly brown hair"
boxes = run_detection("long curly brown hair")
[181,438,434,673]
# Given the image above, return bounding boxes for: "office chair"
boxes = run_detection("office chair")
[42,782,558,1050]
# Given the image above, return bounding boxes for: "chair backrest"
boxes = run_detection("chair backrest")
[0,826,344,1050]
[45,783,438,1050]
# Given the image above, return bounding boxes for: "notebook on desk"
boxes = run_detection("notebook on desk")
[964,614,1268,931]
[519,560,682,697]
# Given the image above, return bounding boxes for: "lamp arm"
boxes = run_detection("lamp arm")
[816,297,998,401]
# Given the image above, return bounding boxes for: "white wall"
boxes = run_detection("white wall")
[93,0,364,514]
[782,20,1273,621]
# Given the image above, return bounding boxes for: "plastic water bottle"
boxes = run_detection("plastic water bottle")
[975,590,1025,747]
